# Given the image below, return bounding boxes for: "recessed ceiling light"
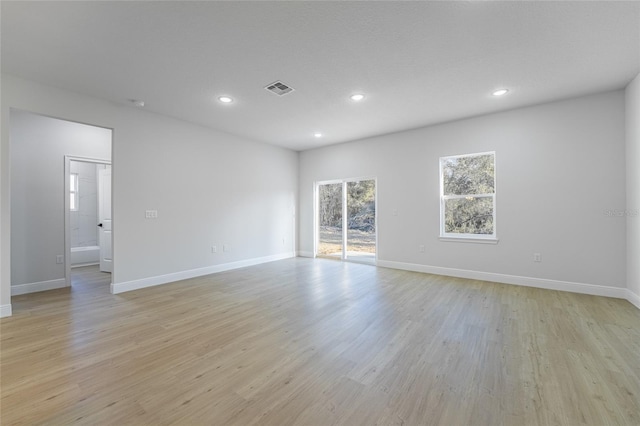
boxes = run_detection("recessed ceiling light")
[350,94,365,101]
[314,132,323,138]
[492,89,509,97]
[218,96,233,103]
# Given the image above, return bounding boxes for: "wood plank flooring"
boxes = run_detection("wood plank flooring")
[1,258,639,425]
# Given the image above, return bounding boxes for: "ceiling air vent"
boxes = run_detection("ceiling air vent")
[265,81,294,96]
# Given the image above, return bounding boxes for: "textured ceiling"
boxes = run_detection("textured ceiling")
[2,1,639,151]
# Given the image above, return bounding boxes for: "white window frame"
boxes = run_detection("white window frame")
[439,151,498,243]
[70,172,79,212]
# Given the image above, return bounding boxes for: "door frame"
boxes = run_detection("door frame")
[314,176,378,264]
[64,156,111,287]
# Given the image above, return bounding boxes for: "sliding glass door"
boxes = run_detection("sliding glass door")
[317,179,376,263]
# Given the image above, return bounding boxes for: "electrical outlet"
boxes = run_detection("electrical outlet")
[223,244,231,252]
[419,245,425,253]
[533,253,542,262]
[211,246,217,253]
[56,255,64,264]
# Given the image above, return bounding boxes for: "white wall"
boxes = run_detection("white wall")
[626,73,640,307]
[11,110,111,287]
[1,74,298,312]
[300,91,627,295]
[0,80,9,316]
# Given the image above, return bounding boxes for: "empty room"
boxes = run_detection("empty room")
[1,1,639,425]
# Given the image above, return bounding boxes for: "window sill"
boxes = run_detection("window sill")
[439,236,499,244]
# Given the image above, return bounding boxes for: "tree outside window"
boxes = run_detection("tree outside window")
[440,152,496,239]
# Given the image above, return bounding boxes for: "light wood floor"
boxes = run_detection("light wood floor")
[70,264,112,289]
[1,259,639,425]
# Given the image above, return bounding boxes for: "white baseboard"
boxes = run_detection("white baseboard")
[297,251,315,258]
[71,262,99,268]
[0,304,12,318]
[70,245,100,266]
[11,278,67,296]
[626,289,640,309]
[111,252,295,294]
[377,260,629,301]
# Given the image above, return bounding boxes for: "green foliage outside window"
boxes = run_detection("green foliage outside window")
[319,180,375,231]
[441,153,495,236]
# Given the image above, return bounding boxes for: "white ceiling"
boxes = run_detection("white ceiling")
[2,1,639,151]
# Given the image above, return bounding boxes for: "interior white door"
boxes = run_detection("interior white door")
[98,168,112,273]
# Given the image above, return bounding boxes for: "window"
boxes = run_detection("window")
[70,173,79,211]
[439,152,496,240]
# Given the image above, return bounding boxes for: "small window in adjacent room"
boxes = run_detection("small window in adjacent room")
[439,152,496,241]
[70,173,79,211]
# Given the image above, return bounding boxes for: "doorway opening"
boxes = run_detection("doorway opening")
[65,158,112,288]
[316,178,376,264]
[10,109,112,301]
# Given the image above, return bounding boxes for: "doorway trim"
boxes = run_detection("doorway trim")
[64,156,111,287]
[314,176,378,264]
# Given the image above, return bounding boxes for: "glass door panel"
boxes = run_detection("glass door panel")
[317,183,343,259]
[346,180,376,263]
